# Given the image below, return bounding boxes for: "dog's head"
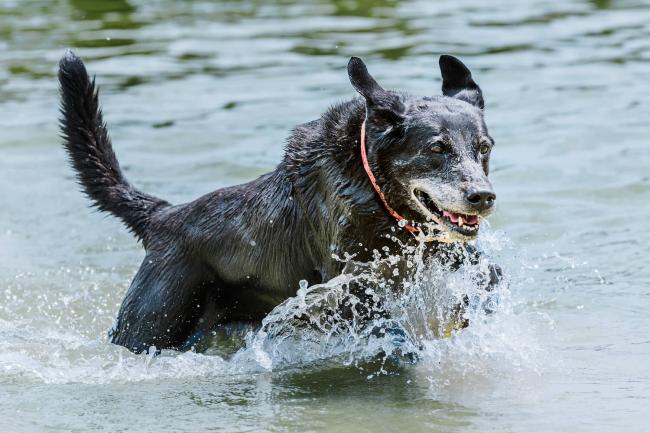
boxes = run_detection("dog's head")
[348,55,495,242]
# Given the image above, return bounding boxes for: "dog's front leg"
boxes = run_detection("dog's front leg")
[430,243,503,337]
[459,244,503,315]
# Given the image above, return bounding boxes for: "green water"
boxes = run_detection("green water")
[1,0,650,432]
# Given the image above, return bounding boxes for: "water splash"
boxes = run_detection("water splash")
[0,230,550,385]
[231,230,547,381]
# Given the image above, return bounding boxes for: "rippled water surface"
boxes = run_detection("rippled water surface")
[2,0,650,432]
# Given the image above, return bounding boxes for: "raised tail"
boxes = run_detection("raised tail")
[58,50,169,242]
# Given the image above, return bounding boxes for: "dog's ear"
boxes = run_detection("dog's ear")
[348,57,405,126]
[439,55,484,109]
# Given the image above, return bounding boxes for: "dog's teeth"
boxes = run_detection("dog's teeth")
[458,216,463,227]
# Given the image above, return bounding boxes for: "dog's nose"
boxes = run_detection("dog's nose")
[466,188,496,211]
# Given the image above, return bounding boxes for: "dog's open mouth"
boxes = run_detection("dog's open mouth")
[413,189,480,237]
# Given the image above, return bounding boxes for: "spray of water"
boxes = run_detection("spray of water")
[0,230,551,386]
[230,230,540,377]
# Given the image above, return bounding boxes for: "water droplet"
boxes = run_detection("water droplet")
[398,219,407,227]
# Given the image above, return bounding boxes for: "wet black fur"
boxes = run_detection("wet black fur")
[58,51,497,353]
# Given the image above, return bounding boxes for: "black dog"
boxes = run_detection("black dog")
[58,51,498,353]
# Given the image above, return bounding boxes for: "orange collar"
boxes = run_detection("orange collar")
[359,120,418,233]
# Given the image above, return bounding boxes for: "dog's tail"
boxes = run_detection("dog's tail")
[58,50,170,242]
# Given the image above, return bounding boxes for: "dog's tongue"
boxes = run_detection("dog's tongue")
[442,210,479,225]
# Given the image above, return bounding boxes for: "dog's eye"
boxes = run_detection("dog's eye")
[479,142,491,155]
